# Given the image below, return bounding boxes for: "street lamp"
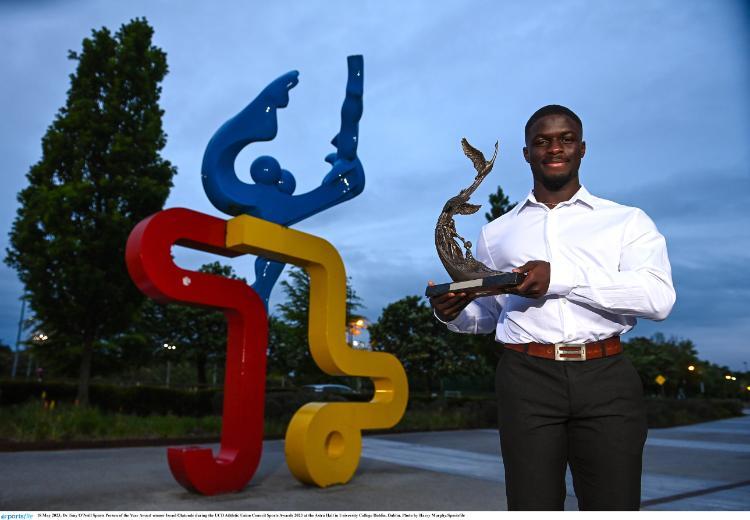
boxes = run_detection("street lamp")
[347,318,368,343]
[687,365,695,372]
[155,343,177,387]
[27,330,49,378]
[347,318,369,391]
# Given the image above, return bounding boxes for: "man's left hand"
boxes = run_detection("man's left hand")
[511,260,551,298]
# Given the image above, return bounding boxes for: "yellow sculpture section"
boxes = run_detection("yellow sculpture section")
[226,215,408,487]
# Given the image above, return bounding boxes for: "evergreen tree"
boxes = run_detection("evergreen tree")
[5,18,175,404]
[485,186,517,222]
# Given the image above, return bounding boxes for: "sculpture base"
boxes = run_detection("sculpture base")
[425,272,525,298]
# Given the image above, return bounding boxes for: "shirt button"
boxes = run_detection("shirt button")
[562,300,568,305]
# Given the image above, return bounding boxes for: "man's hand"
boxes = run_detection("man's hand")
[428,280,476,322]
[511,261,551,298]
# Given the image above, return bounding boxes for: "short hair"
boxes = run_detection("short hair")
[525,105,583,139]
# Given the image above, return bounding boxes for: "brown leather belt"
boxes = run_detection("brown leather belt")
[504,336,621,361]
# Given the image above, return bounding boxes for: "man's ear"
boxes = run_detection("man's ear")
[522,146,530,163]
[580,141,586,158]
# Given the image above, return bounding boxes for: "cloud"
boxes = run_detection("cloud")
[1,0,748,372]
[603,168,750,224]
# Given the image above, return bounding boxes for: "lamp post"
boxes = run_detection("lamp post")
[11,298,25,379]
[347,318,368,392]
[163,343,176,387]
[28,330,48,378]
[347,318,368,349]
[687,364,704,396]
[155,343,176,387]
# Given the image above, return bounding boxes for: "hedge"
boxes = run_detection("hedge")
[0,380,351,419]
[645,397,744,428]
[1,380,743,429]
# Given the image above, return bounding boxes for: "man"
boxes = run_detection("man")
[429,105,675,511]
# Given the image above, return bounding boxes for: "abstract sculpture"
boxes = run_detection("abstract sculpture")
[202,55,365,308]
[125,56,407,495]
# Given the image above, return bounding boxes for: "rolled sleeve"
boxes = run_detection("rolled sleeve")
[547,260,577,296]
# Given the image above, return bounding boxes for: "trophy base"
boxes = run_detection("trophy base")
[425,272,525,298]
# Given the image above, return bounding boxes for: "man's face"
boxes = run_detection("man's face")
[523,114,586,191]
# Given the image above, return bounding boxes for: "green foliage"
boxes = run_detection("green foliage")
[1,380,742,443]
[0,379,216,416]
[5,18,175,404]
[0,380,357,423]
[485,186,517,222]
[623,333,745,399]
[268,267,363,383]
[392,395,497,432]
[0,401,222,442]
[139,262,241,387]
[369,295,493,393]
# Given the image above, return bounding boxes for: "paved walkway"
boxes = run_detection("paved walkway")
[1,414,749,510]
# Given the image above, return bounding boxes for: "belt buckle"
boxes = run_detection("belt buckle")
[554,343,586,361]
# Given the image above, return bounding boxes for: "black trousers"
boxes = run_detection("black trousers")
[495,348,647,511]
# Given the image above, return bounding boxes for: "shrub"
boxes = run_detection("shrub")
[646,398,743,428]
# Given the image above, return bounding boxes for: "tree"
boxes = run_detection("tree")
[624,333,748,399]
[369,295,492,393]
[624,334,701,397]
[267,315,305,384]
[139,262,242,387]
[269,267,363,383]
[485,186,517,222]
[5,19,175,404]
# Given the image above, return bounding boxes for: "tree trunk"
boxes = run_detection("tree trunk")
[196,354,207,388]
[77,339,94,406]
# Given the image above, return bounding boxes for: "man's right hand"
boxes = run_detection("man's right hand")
[428,280,476,322]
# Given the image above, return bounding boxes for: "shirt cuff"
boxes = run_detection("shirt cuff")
[433,308,469,333]
[547,261,577,296]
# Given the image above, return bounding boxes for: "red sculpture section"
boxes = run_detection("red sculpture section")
[125,207,268,495]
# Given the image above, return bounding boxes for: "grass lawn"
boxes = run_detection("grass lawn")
[0,401,284,443]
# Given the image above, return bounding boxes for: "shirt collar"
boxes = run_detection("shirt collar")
[515,185,598,215]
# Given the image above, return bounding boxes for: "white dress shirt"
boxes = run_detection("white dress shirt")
[442,186,676,343]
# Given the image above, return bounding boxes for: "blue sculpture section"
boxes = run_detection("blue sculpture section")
[201,55,365,307]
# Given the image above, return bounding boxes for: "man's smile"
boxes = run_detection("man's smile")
[543,158,570,169]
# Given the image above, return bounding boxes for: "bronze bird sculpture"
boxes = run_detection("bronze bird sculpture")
[434,138,502,282]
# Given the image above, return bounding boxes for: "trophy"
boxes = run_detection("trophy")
[425,138,525,298]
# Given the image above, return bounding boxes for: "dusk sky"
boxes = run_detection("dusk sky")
[1,1,748,370]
